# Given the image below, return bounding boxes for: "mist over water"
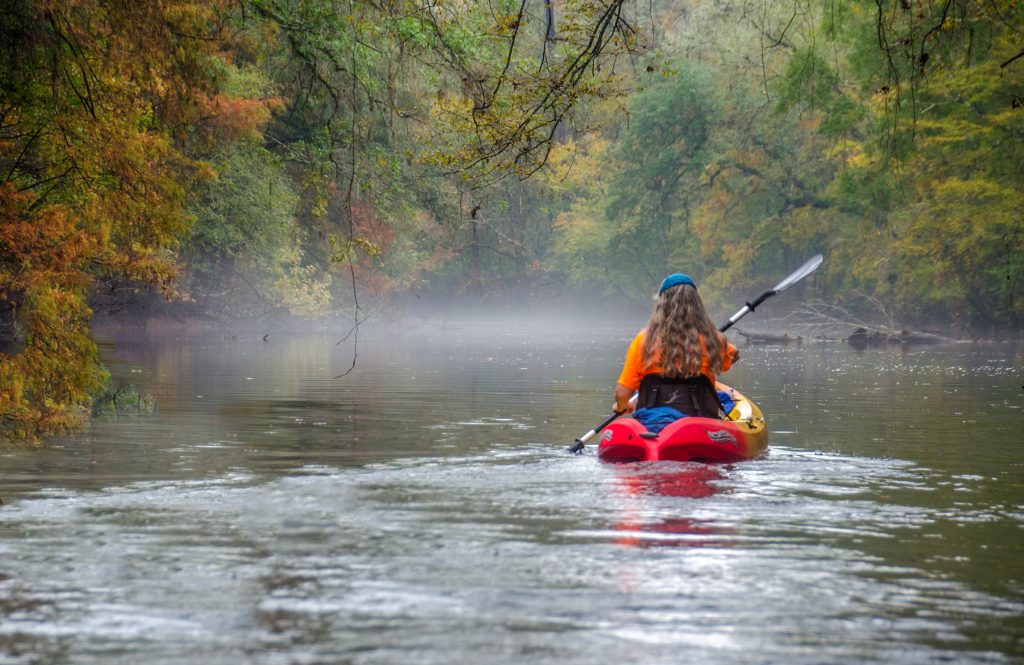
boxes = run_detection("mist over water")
[1,317,1022,664]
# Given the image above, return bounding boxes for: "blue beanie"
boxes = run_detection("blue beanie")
[659,273,696,294]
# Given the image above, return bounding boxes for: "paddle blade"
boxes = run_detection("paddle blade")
[771,254,823,294]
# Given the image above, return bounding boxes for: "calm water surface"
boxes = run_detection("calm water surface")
[1,319,1022,664]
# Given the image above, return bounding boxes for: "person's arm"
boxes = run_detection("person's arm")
[613,332,644,413]
[614,382,635,414]
[721,336,739,371]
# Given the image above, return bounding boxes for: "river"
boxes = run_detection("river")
[1,318,1022,664]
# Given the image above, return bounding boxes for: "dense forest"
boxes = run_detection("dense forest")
[1,0,1022,440]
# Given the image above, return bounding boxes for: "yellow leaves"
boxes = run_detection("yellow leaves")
[0,285,105,442]
[311,188,329,219]
[269,264,333,319]
[779,206,823,252]
[867,86,896,113]
[916,117,994,148]
[195,161,218,181]
[988,107,1024,130]
[930,176,1003,203]
[829,140,871,167]
[328,234,383,263]
[544,136,610,189]
[493,13,521,35]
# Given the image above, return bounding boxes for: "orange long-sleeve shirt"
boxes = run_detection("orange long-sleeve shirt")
[616,330,737,391]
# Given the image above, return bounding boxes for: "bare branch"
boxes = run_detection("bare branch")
[1000,48,1024,68]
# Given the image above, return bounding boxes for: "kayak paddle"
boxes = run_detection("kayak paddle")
[719,253,823,333]
[567,254,824,454]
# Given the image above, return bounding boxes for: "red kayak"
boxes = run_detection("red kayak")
[597,383,768,463]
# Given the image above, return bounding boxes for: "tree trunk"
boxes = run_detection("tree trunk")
[467,204,482,295]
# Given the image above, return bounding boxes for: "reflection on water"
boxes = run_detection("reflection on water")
[609,464,729,549]
[0,322,1022,663]
[613,462,726,498]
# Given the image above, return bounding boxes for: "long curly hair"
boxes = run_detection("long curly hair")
[642,283,724,378]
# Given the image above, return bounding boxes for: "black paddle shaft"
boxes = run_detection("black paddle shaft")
[719,289,773,333]
[567,409,622,454]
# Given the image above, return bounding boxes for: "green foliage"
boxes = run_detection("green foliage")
[92,384,157,417]
[777,50,863,137]
[548,0,1022,333]
[548,65,718,297]
[184,142,333,318]
[818,2,1024,331]
[549,57,839,306]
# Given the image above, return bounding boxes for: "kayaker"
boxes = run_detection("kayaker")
[613,273,739,427]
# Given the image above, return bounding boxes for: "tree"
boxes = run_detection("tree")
[0,1,268,440]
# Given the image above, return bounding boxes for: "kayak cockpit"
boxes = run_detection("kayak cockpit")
[597,383,768,463]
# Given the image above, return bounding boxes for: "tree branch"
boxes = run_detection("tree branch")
[1000,48,1024,68]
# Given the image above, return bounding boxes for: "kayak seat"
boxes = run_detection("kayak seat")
[638,374,723,419]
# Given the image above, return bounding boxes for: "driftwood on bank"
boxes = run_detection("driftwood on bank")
[782,299,962,348]
[847,327,953,349]
[735,329,803,345]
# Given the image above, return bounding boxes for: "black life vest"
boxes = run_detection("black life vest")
[637,373,723,419]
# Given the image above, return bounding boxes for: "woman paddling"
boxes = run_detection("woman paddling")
[614,273,739,431]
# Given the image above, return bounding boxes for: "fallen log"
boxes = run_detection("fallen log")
[847,327,953,349]
[735,329,803,345]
